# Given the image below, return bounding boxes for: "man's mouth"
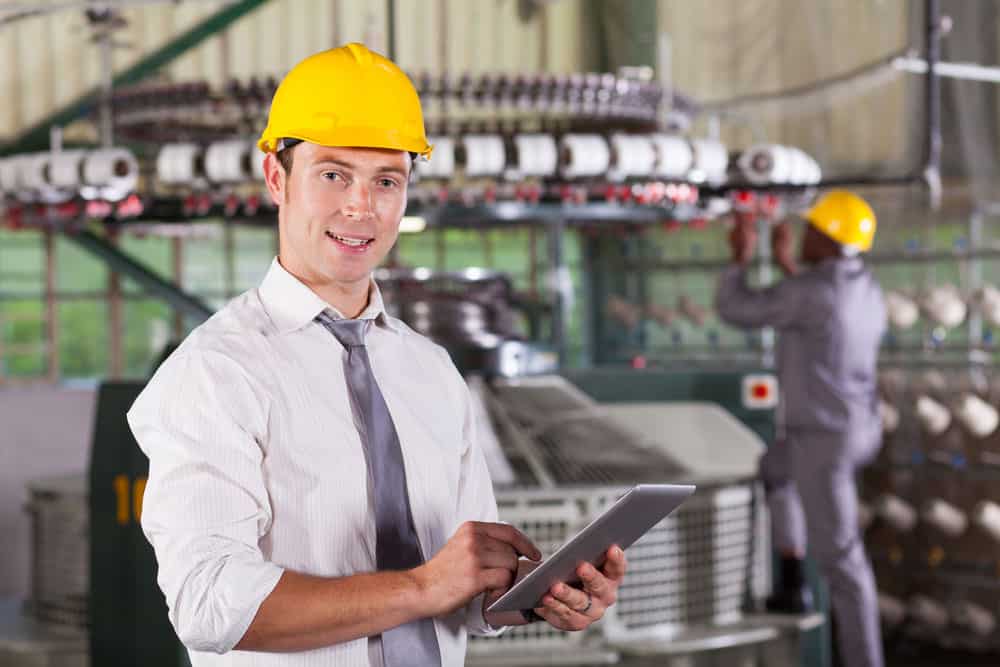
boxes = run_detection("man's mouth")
[325,231,374,247]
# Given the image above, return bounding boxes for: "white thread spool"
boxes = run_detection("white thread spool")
[250,140,266,181]
[21,153,73,203]
[978,284,1000,327]
[690,138,728,183]
[804,155,822,185]
[973,501,1000,542]
[879,400,900,434]
[559,134,611,179]
[157,143,203,185]
[738,144,793,185]
[461,135,505,177]
[909,595,949,630]
[916,395,951,435]
[921,284,967,328]
[650,134,693,178]
[607,134,656,181]
[874,493,917,532]
[920,370,948,394]
[878,592,907,629]
[786,148,814,185]
[205,140,252,183]
[0,158,19,195]
[921,498,967,537]
[512,134,558,178]
[48,150,87,189]
[885,291,919,329]
[952,601,996,637]
[955,394,999,438]
[82,148,139,201]
[416,136,455,179]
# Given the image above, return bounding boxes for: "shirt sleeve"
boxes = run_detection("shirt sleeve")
[127,347,284,654]
[715,265,808,330]
[446,358,506,637]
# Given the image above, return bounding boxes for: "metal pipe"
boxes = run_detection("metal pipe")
[924,0,943,209]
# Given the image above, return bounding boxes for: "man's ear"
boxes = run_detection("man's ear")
[263,152,285,206]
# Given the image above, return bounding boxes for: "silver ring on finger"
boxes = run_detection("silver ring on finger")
[579,592,593,614]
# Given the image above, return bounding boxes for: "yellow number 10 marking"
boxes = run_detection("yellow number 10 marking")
[113,475,148,526]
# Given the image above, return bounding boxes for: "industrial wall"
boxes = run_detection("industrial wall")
[1,0,586,142]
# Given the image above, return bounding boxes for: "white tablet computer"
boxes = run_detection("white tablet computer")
[487,483,696,613]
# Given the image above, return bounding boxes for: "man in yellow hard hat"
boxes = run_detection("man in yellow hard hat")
[716,191,886,667]
[128,43,626,666]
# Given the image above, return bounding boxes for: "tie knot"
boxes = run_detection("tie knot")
[317,313,368,348]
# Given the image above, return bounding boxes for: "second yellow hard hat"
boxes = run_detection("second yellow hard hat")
[803,190,877,252]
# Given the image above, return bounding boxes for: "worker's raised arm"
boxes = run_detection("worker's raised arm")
[715,266,805,330]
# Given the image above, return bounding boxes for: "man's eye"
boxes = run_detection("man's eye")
[322,172,342,182]
[378,178,398,188]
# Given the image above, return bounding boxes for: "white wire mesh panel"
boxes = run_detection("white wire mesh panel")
[25,475,88,630]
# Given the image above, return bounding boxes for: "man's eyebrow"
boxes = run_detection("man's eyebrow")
[312,159,407,177]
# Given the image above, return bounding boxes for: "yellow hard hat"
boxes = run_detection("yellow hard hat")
[803,190,877,253]
[257,43,432,159]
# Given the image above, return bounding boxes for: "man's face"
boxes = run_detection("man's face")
[267,143,410,292]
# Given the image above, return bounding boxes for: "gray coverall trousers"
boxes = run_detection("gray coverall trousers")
[761,424,883,667]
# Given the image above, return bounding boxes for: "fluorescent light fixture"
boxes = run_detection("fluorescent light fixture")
[399,216,427,233]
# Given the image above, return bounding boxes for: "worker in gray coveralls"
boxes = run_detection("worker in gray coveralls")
[716,190,886,667]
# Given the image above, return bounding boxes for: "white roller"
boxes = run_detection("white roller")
[513,134,558,178]
[83,148,139,201]
[690,138,728,183]
[607,133,656,181]
[955,393,999,438]
[559,134,611,179]
[921,284,967,328]
[805,155,823,185]
[415,136,455,179]
[47,150,87,189]
[879,400,900,434]
[205,140,252,183]
[973,500,1000,542]
[461,135,505,177]
[650,134,693,178]
[877,592,907,628]
[921,498,967,537]
[908,595,949,630]
[875,493,917,532]
[738,144,793,185]
[953,601,996,637]
[885,290,919,329]
[156,143,203,185]
[916,395,951,435]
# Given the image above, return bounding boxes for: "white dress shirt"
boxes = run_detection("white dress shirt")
[127,258,502,667]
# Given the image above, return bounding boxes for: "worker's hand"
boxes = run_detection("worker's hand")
[771,222,798,276]
[728,217,757,266]
[415,521,541,617]
[533,545,627,631]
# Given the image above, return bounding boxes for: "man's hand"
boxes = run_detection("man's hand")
[532,545,627,631]
[728,216,757,266]
[413,522,541,617]
[771,222,798,276]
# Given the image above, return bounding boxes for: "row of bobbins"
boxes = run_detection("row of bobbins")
[0,148,139,203]
[417,133,730,183]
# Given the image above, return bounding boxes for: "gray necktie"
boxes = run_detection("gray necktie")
[317,313,442,667]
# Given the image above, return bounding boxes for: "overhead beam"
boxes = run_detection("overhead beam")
[1,0,270,156]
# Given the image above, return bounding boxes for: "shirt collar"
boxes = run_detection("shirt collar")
[258,258,398,334]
